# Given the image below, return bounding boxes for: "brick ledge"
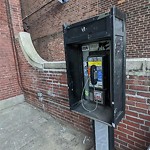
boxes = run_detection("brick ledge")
[126,58,150,76]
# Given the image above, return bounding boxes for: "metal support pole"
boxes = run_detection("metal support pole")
[94,120,114,150]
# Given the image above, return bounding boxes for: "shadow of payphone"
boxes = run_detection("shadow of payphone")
[63,7,126,128]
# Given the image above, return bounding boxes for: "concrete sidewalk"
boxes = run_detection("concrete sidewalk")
[0,97,93,150]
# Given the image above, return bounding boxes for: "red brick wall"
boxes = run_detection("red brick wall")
[19,65,150,149]
[2,0,149,149]
[0,0,22,100]
[20,0,150,61]
[20,0,104,61]
[115,75,150,150]
[20,67,93,135]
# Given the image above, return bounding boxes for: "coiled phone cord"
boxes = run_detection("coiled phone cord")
[81,77,98,113]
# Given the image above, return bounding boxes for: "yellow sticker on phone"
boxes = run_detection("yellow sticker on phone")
[88,61,102,66]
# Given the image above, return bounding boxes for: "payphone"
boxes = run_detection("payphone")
[81,41,110,112]
[63,7,126,127]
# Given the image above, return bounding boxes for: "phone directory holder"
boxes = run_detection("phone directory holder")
[63,6,126,127]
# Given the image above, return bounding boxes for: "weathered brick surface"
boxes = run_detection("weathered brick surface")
[21,68,93,135]
[1,0,150,149]
[20,0,150,60]
[0,0,22,100]
[115,75,150,150]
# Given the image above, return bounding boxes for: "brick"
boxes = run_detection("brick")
[129,85,149,91]
[128,135,146,146]
[134,133,150,142]
[120,145,132,150]
[145,132,150,139]
[135,143,147,150]
[129,106,147,114]
[148,110,150,115]
[128,96,146,103]
[115,130,127,138]
[127,126,144,135]
[128,76,137,80]
[126,90,136,95]
[123,120,139,128]
[114,142,119,148]
[140,125,149,131]
[139,114,150,121]
[115,138,127,146]
[136,103,149,109]
[126,100,136,106]
[118,126,134,136]
[126,79,144,85]
[118,122,127,128]
[125,110,138,117]
[126,116,144,124]
[145,121,150,126]
[118,135,134,145]
[137,92,150,98]
[128,144,145,150]
[126,79,135,85]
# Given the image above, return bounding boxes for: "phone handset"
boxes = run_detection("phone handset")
[90,65,98,85]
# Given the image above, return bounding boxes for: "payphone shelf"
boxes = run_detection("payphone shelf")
[72,101,113,126]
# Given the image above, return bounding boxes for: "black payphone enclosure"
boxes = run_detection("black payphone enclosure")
[63,7,126,127]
